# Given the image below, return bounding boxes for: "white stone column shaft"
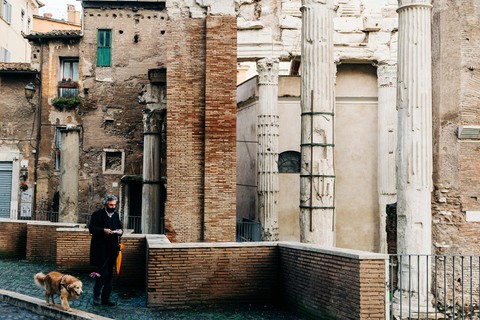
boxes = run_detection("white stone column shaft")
[142,109,162,234]
[299,0,335,245]
[377,63,398,254]
[256,58,280,241]
[396,0,432,300]
[59,125,80,223]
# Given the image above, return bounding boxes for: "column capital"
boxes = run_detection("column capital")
[142,108,163,134]
[397,0,432,11]
[257,58,279,85]
[377,64,397,87]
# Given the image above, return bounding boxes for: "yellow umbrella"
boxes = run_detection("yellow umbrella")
[116,243,124,275]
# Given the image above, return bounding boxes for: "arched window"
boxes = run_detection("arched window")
[278,151,301,173]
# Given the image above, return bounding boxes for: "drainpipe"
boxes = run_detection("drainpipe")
[33,40,43,213]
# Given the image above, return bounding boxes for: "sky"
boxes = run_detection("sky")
[38,0,82,21]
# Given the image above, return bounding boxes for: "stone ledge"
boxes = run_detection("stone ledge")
[278,241,388,260]
[0,289,111,320]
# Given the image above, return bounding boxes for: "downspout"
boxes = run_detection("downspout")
[33,40,42,213]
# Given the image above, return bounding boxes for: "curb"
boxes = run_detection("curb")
[0,289,112,320]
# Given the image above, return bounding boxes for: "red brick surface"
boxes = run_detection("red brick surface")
[147,245,279,307]
[26,222,82,262]
[204,16,237,242]
[0,220,27,258]
[165,16,237,243]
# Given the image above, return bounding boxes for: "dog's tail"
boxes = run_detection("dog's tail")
[34,272,46,288]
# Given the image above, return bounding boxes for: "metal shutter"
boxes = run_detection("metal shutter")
[0,162,12,218]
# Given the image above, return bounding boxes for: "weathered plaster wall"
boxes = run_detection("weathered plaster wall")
[0,73,37,217]
[29,38,81,212]
[77,4,167,213]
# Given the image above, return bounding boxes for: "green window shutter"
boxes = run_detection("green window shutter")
[97,29,111,67]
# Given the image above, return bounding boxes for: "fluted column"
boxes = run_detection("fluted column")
[256,58,279,241]
[377,62,398,254]
[59,125,80,223]
[142,109,162,234]
[299,0,335,245]
[396,0,432,301]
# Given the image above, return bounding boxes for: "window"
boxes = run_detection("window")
[103,149,125,174]
[97,29,112,67]
[27,17,30,32]
[1,47,10,62]
[21,10,24,30]
[1,0,11,24]
[59,59,79,97]
[55,128,64,170]
[278,151,301,173]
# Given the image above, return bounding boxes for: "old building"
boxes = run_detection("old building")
[237,0,396,252]
[0,0,40,62]
[0,0,237,243]
[0,62,38,218]
[33,5,81,32]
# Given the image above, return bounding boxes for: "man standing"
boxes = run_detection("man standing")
[89,195,123,306]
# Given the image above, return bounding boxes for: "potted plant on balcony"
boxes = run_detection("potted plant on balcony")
[58,78,78,88]
[52,95,81,111]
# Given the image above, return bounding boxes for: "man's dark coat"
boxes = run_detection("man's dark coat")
[89,208,123,268]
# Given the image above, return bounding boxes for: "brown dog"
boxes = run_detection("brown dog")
[34,271,83,311]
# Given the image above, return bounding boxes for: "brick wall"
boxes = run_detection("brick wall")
[146,243,279,307]
[165,18,206,243]
[279,244,386,320]
[203,16,237,242]
[26,222,83,262]
[55,229,146,288]
[0,220,27,258]
[146,241,387,319]
[56,229,91,272]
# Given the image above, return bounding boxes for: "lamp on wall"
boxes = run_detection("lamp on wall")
[20,166,28,182]
[25,82,37,112]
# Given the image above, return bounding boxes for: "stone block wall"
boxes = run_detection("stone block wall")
[0,219,27,258]
[146,243,279,307]
[26,222,83,262]
[279,243,386,320]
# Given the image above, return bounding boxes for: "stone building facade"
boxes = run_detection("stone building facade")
[236,0,480,259]
[0,0,237,242]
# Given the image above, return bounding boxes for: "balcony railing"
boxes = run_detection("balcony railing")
[58,81,78,97]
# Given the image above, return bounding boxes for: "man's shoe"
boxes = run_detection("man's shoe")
[102,300,116,307]
[93,295,101,306]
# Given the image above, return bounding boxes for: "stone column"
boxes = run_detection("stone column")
[396,0,432,302]
[299,0,335,245]
[377,62,397,254]
[256,57,280,241]
[59,125,80,223]
[141,109,162,234]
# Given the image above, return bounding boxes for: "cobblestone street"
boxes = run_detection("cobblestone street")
[0,259,306,320]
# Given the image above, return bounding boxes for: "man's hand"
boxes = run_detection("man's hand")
[104,229,114,234]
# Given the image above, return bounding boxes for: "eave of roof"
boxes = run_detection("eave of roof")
[0,63,39,74]
[24,30,82,39]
